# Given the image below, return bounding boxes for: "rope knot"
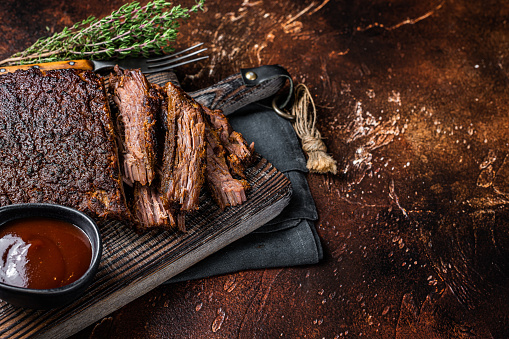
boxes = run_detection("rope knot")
[287,84,337,175]
[301,135,328,153]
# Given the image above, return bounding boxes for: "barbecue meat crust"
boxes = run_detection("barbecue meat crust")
[0,68,130,219]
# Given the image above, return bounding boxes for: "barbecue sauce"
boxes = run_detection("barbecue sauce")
[0,218,92,289]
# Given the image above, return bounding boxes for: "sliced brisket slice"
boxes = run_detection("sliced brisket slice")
[110,66,159,186]
[0,68,130,220]
[133,183,176,231]
[205,122,248,210]
[160,82,206,214]
[201,106,254,178]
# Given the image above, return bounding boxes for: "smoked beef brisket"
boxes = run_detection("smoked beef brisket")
[160,82,206,214]
[0,68,129,219]
[0,67,253,232]
[110,66,160,186]
[202,106,254,178]
[133,183,174,229]
[205,121,248,210]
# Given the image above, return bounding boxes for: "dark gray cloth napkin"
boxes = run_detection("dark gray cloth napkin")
[167,103,322,283]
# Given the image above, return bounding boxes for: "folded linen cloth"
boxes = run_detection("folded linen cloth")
[167,102,322,283]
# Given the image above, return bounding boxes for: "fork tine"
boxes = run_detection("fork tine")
[148,42,205,62]
[147,48,208,69]
[144,55,209,74]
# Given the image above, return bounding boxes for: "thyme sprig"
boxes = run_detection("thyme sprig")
[0,0,204,66]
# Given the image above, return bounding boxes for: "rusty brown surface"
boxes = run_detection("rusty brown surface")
[1,0,509,338]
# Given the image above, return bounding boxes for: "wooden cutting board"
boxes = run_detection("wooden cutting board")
[0,71,292,338]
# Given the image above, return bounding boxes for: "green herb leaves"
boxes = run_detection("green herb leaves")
[1,0,205,65]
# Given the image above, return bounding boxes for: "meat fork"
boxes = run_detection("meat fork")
[0,43,209,74]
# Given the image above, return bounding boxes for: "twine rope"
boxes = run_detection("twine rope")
[289,84,337,174]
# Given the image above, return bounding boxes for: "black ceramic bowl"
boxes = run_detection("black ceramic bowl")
[0,203,102,309]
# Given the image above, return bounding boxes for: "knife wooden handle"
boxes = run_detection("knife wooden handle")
[0,60,94,74]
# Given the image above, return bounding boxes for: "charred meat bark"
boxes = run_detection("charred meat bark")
[0,68,130,220]
[110,66,160,186]
[160,82,207,216]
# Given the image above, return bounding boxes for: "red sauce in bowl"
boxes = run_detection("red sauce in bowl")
[0,217,92,289]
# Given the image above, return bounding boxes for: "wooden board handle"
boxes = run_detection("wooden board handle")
[0,60,94,74]
[189,65,291,116]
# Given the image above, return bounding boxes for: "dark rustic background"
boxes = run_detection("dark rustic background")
[1,0,509,338]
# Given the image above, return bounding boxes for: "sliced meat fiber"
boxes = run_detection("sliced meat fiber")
[205,122,248,210]
[110,66,160,186]
[201,106,254,178]
[160,82,206,214]
[133,184,176,231]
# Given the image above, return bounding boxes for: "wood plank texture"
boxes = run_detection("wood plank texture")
[0,155,291,339]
